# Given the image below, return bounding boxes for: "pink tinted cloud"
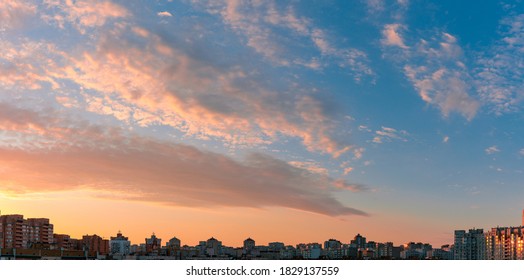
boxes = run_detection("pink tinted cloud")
[0,1,36,30]
[383,29,480,120]
[45,23,351,156]
[381,24,407,49]
[43,0,129,32]
[0,104,368,217]
[0,40,61,90]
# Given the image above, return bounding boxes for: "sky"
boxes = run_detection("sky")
[0,0,523,247]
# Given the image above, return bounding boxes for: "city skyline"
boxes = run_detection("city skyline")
[1,1,524,248]
[2,211,415,248]
[2,211,524,260]
[1,209,523,249]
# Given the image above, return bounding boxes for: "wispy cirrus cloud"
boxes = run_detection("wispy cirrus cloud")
[38,20,351,157]
[382,26,480,120]
[194,0,373,80]
[0,40,61,91]
[372,126,408,144]
[363,0,409,21]
[42,0,129,33]
[0,1,36,30]
[0,1,357,158]
[485,145,500,155]
[381,9,524,119]
[0,103,368,217]
[475,14,524,114]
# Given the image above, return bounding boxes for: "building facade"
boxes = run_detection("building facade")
[82,234,109,256]
[486,227,524,260]
[454,229,485,260]
[0,215,54,249]
[110,231,131,256]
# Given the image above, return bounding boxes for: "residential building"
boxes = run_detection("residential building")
[454,229,485,260]
[377,242,394,259]
[243,237,255,252]
[167,237,181,249]
[27,218,53,248]
[145,233,162,254]
[110,231,131,256]
[350,233,366,250]
[82,234,109,256]
[0,214,54,249]
[205,237,222,257]
[486,226,524,260]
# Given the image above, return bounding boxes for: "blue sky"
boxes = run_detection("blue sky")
[0,0,523,246]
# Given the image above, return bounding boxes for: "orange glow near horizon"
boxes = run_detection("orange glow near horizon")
[0,193,453,247]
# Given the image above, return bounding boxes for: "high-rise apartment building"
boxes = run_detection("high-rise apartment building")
[110,231,131,256]
[167,236,181,249]
[205,237,222,257]
[243,237,255,255]
[27,218,54,247]
[0,214,54,249]
[145,233,162,254]
[486,227,524,260]
[351,234,366,250]
[0,215,27,248]
[454,229,485,260]
[82,234,109,256]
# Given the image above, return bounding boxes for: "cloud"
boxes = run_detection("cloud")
[0,103,368,217]
[389,32,480,120]
[343,167,354,175]
[43,0,129,33]
[474,14,524,114]
[372,126,408,143]
[381,24,407,48]
[443,136,449,143]
[364,0,385,14]
[363,0,409,21]
[194,0,373,80]
[288,161,328,176]
[332,179,367,192]
[157,11,172,17]
[353,147,365,160]
[40,22,351,157]
[383,13,524,119]
[0,40,61,90]
[520,148,524,156]
[485,145,500,155]
[0,1,36,30]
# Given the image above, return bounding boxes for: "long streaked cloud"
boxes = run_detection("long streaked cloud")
[194,0,373,80]
[372,126,408,144]
[0,103,368,217]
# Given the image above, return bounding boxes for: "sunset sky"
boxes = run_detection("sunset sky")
[1,0,524,247]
